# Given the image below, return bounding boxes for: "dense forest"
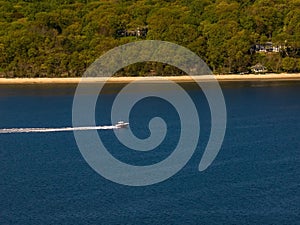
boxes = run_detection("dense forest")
[0,0,299,77]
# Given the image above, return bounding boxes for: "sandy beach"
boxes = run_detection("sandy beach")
[0,74,300,84]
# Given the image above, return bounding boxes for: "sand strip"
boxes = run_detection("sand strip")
[0,74,300,84]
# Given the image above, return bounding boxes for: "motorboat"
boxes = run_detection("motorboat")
[115,121,129,128]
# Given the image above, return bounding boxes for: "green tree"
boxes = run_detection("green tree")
[282,57,297,72]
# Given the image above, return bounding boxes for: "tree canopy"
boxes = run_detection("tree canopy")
[0,0,299,77]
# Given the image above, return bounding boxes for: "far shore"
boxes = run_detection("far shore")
[1,73,300,84]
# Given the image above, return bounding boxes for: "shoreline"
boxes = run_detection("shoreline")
[1,74,300,84]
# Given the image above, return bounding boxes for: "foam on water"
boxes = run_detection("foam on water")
[0,125,118,134]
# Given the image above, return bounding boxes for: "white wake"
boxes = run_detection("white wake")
[0,125,119,134]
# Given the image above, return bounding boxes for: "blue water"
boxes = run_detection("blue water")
[0,83,299,224]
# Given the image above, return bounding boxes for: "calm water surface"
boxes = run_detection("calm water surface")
[0,82,299,224]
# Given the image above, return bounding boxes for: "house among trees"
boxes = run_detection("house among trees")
[251,63,268,73]
[265,42,281,53]
[250,42,281,54]
[115,27,148,38]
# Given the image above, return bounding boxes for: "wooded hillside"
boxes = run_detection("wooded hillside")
[0,0,299,77]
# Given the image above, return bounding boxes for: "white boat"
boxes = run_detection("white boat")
[115,121,129,128]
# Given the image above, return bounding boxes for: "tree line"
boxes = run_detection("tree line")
[0,0,299,77]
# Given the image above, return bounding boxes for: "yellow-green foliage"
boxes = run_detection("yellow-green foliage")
[0,0,299,77]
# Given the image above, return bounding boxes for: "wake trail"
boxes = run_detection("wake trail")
[0,125,118,134]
